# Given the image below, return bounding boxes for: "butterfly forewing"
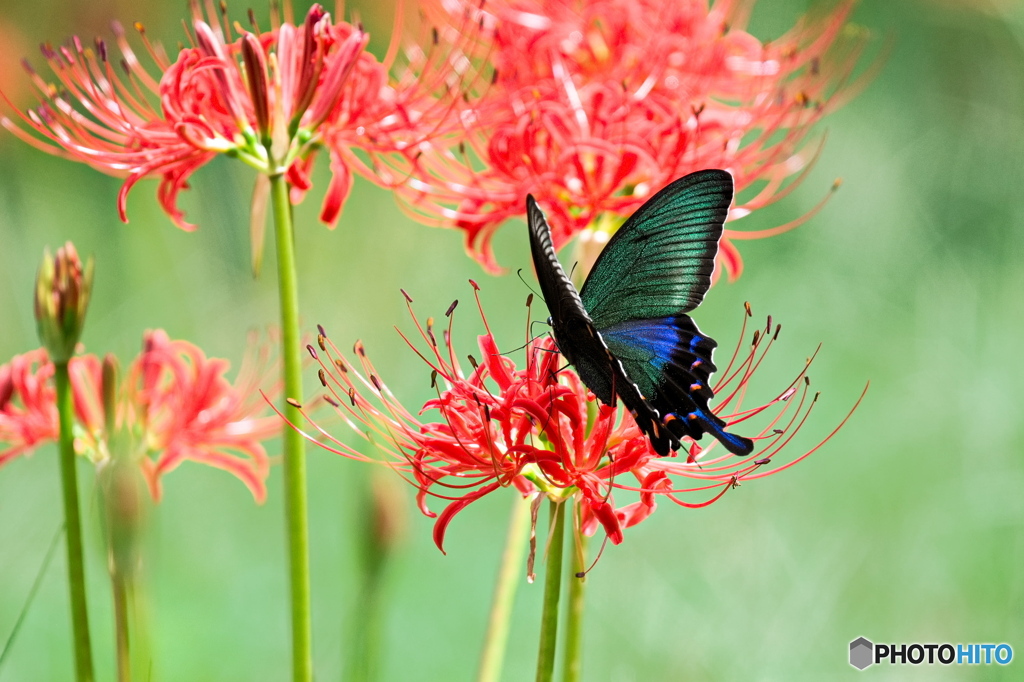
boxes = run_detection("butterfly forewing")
[579,170,733,328]
[526,195,587,333]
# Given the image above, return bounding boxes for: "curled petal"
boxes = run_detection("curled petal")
[320,152,354,228]
[432,482,501,554]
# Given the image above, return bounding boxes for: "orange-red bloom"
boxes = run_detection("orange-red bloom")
[287,284,862,552]
[2,2,466,233]
[392,0,871,275]
[0,330,281,502]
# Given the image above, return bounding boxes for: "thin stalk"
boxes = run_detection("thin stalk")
[111,571,130,682]
[477,495,533,682]
[534,500,566,682]
[269,173,312,682]
[345,570,385,682]
[562,526,587,682]
[54,361,95,682]
[0,523,63,672]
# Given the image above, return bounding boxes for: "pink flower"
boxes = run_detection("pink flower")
[392,0,872,275]
[2,2,465,235]
[287,284,863,552]
[0,330,282,502]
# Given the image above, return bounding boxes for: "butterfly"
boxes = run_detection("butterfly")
[527,169,754,457]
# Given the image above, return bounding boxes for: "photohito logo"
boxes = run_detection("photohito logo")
[849,637,1013,670]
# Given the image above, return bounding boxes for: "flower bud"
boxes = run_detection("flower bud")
[360,469,407,574]
[102,353,119,437]
[101,455,146,580]
[34,242,94,363]
[0,363,13,410]
[240,33,270,139]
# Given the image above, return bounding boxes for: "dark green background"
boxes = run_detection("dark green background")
[0,0,1021,679]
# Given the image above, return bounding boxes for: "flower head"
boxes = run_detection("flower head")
[0,330,282,502]
[288,284,863,553]
[2,2,472,239]
[392,0,872,275]
[34,242,94,363]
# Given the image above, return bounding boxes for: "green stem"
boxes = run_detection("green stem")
[534,501,566,682]
[562,525,587,682]
[112,570,130,682]
[54,361,94,682]
[477,495,533,682]
[269,173,312,682]
[345,571,385,682]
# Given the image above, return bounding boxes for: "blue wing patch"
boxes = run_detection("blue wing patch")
[599,315,753,456]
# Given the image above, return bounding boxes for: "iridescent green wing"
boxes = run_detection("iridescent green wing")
[577,170,752,456]
[579,169,733,328]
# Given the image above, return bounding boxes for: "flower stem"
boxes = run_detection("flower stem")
[477,495,533,682]
[345,471,398,682]
[269,173,312,682]
[54,360,94,682]
[111,569,130,682]
[534,500,566,682]
[345,567,385,682]
[562,526,587,682]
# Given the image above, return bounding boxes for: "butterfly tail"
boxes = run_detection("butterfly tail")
[690,409,754,456]
[662,406,753,456]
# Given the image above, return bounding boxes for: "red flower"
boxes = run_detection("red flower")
[1,2,465,233]
[0,349,59,468]
[286,284,863,552]
[0,330,281,502]
[392,0,872,274]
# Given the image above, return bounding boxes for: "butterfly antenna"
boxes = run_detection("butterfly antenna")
[516,268,542,300]
[500,335,552,357]
[494,296,552,358]
[575,534,610,578]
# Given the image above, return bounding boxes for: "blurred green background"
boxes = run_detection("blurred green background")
[1,0,1022,679]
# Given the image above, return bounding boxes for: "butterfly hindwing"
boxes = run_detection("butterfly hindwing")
[601,315,753,456]
[580,170,733,328]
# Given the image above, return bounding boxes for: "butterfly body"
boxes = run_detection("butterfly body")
[527,169,754,457]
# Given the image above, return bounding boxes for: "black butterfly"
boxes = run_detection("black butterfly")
[527,169,753,457]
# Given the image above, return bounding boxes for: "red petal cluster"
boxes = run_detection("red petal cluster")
[0,349,59,467]
[2,2,469,230]
[393,0,871,274]
[288,285,861,552]
[0,330,281,502]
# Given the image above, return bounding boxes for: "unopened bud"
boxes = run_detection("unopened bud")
[362,470,407,573]
[241,33,270,138]
[0,363,13,409]
[103,459,146,578]
[101,354,119,436]
[34,242,94,363]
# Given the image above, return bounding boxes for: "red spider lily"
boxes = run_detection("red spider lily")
[1,1,470,237]
[0,349,60,468]
[0,330,282,502]
[284,283,864,552]
[391,0,873,275]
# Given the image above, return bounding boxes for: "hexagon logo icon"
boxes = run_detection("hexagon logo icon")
[849,637,874,670]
